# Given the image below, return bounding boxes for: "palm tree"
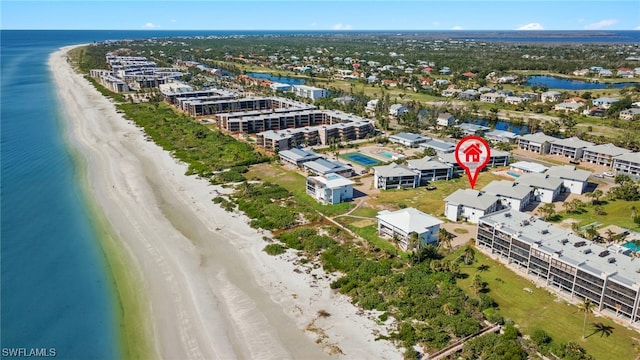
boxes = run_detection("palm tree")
[589,322,614,338]
[605,229,616,243]
[407,231,420,253]
[438,228,454,250]
[462,245,475,265]
[470,274,484,295]
[576,298,596,339]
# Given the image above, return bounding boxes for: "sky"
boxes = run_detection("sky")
[2,0,640,31]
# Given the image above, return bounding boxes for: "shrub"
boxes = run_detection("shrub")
[264,243,287,256]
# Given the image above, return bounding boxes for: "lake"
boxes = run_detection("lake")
[246,72,307,85]
[525,75,638,90]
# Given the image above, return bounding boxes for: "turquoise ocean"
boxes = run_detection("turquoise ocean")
[1,29,638,359]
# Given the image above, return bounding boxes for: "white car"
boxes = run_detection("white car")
[603,172,615,177]
[593,173,604,179]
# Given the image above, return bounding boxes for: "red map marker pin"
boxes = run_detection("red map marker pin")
[454,136,491,189]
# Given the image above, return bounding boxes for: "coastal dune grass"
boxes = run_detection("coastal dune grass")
[451,249,640,360]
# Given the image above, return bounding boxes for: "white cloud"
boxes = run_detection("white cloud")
[452,26,464,30]
[635,25,640,30]
[331,23,352,30]
[142,22,158,29]
[517,23,544,30]
[584,19,618,30]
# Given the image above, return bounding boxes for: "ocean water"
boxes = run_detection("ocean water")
[0,29,636,359]
[0,31,122,359]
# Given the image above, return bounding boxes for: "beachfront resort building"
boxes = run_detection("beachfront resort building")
[476,209,640,326]
[373,163,420,190]
[406,158,454,184]
[444,189,500,223]
[582,144,632,168]
[515,173,563,203]
[377,208,443,250]
[306,173,354,205]
[548,137,595,160]
[516,132,557,154]
[291,85,328,100]
[613,152,640,177]
[545,165,592,194]
[388,132,430,147]
[89,70,129,92]
[481,180,533,211]
[278,148,322,167]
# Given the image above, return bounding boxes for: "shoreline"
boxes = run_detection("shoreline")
[51,44,402,359]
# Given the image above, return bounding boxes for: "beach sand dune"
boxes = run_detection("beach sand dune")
[50,46,402,360]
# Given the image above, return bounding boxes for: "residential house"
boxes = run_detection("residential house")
[306,173,354,205]
[377,208,443,250]
[515,173,563,203]
[599,69,613,77]
[388,132,430,147]
[480,92,505,103]
[406,158,454,184]
[303,158,352,177]
[436,113,455,127]
[366,99,379,113]
[613,152,640,177]
[620,108,640,120]
[444,189,500,223]
[548,136,595,160]
[516,132,557,154]
[458,89,479,101]
[456,123,490,136]
[482,180,533,211]
[592,97,619,109]
[373,163,420,190]
[505,96,527,105]
[484,129,518,143]
[476,208,640,327]
[582,143,631,167]
[541,91,562,103]
[389,104,409,117]
[583,107,606,117]
[545,165,591,194]
[279,148,322,167]
[554,102,584,113]
[419,139,456,155]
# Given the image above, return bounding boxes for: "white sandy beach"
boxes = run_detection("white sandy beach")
[50,45,402,360]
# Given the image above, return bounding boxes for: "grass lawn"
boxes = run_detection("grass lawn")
[366,172,504,217]
[245,162,354,217]
[557,199,640,232]
[450,250,640,360]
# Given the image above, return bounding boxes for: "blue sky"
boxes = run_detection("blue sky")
[2,1,639,31]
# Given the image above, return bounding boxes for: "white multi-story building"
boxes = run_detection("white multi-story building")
[377,208,443,250]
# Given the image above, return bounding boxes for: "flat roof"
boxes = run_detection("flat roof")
[479,209,640,288]
[309,173,354,189]
[303,159,351,175]
[279,148,321,161]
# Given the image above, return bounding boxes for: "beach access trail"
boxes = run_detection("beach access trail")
[50,45,402,360]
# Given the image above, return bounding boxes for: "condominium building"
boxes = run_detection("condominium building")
[517,132,557,154]
[377,208,443,250]
[476,209,640,326]
[291,85,328,100]
[613,152,640,177]
[548,137,595,160]
[306,173,354,205]
[373,163,420,190]
[582,144,631,168]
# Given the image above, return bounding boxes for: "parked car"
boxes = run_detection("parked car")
[603,172,615,177]
[593,173,604,178]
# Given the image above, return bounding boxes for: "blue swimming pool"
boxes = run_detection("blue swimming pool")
[379,151,394,158]
[623,242,640,252]
[342,152,382,167]
[507,171,521,178]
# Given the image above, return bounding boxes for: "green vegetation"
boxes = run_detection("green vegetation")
[451,250,638,360]
[115,102,269,182]
[264,243,287,256]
